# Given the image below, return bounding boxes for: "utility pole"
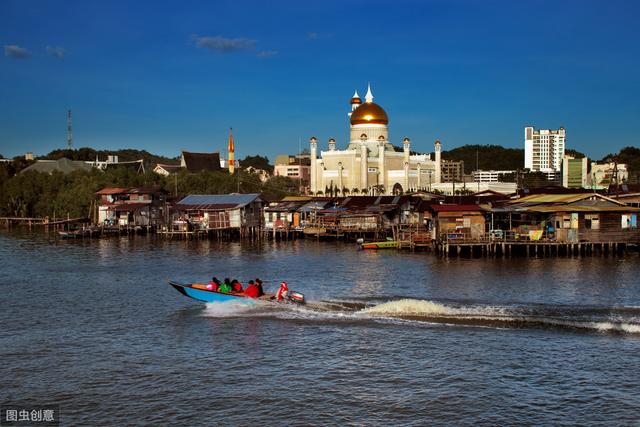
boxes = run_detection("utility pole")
[298,137,302,195]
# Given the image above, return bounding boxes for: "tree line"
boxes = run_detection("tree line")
[0,165,299,219]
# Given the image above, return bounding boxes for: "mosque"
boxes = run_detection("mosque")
[310,84,442,196]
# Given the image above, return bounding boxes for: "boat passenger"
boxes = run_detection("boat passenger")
[255,278,265,297]
[207,277,220,291]
[244,280,260,298]
[231,279,243,293]
[218,278,232,293]
[276,281,289,301]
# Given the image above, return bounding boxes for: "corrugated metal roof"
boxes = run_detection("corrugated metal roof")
[281,196,313,202]
[177,203,238,210]
[511,193,624,205]
[299,201,332,212]
[177,193,261,208]
[22,158,94,175]
[527,206,640,213]
[265,200,308,212]
[431,204,483,212]
[96,187,131,195]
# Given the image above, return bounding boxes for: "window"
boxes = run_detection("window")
[368,167,377,173]
[622,214,637,229]
[585,214,599,230]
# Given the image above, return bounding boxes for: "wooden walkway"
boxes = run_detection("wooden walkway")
[435,240,631,257]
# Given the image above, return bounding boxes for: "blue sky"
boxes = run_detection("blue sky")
[1,0,639,162]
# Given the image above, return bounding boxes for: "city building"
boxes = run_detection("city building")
[274,154,311,182]
[430,182,517,195]
[473,170,516,183]
[310,84,442,196]
[562,156,588,188]
[440,159,465,182]
[589,162,629,189]
[524,126,566,174]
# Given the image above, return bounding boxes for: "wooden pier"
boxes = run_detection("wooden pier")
[435,240,630,257]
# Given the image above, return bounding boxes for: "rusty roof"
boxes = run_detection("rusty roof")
[430,204,484,212]
[96,187,131,195]
[510,193,625,205]
[527,205,640,213]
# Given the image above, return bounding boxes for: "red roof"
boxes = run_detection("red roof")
[96,187,130,195]
[430,204,483,213]
[96,187,160,195]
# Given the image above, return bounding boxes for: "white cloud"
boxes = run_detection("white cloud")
[46,46,67,59]
[4,45,31,59]
[195,36,256,53]
[257,50,278,58]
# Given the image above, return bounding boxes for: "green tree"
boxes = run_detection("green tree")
[441,145,524,173]
[240,155,273,173]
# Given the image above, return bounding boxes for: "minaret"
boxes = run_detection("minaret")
[365,83,374,103]
[350,91,362,113]
[378,135,386,194]
[403,138,411,191]
[310,136,318,194]
[228,128,235,174]
[434,140,442,184]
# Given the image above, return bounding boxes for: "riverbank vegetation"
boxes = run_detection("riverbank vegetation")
[0,166,299,218]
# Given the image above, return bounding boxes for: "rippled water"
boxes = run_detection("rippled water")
[1,230,640,425]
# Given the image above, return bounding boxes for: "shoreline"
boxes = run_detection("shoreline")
[2,225,639,258]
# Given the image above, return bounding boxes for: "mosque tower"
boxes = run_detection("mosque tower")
[347,83,390,156]
[228,128,235,174]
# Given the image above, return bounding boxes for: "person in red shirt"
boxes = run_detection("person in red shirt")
[244,280,260,298]
[231,279,243,293]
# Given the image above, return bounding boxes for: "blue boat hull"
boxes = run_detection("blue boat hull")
[169,281,256,304]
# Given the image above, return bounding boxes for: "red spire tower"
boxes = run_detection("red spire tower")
[228,127,235,174]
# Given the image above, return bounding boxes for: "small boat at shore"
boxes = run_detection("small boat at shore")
[359,240,398,249]
[168,281,305,305]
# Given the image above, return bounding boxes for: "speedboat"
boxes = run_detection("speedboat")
[168,280,305,305]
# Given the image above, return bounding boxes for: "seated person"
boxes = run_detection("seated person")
[231,279,243,293]
[255,278,265,297]
[218,278,232,293]
[244,280,260,298]
[207,277,220,291]
[276,281,289,301]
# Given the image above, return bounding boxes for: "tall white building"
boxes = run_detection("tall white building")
[524,126,566,173]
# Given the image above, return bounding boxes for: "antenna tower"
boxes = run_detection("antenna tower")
[67,110,73,149]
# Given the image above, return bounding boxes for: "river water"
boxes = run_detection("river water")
[1,230,640,425]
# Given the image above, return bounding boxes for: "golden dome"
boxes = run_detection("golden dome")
[350,102,388,125]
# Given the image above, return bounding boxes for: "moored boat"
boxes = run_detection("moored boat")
[360,240,398,249]
[168,281,305,305]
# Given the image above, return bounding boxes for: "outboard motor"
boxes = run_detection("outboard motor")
[287,291,305,305]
